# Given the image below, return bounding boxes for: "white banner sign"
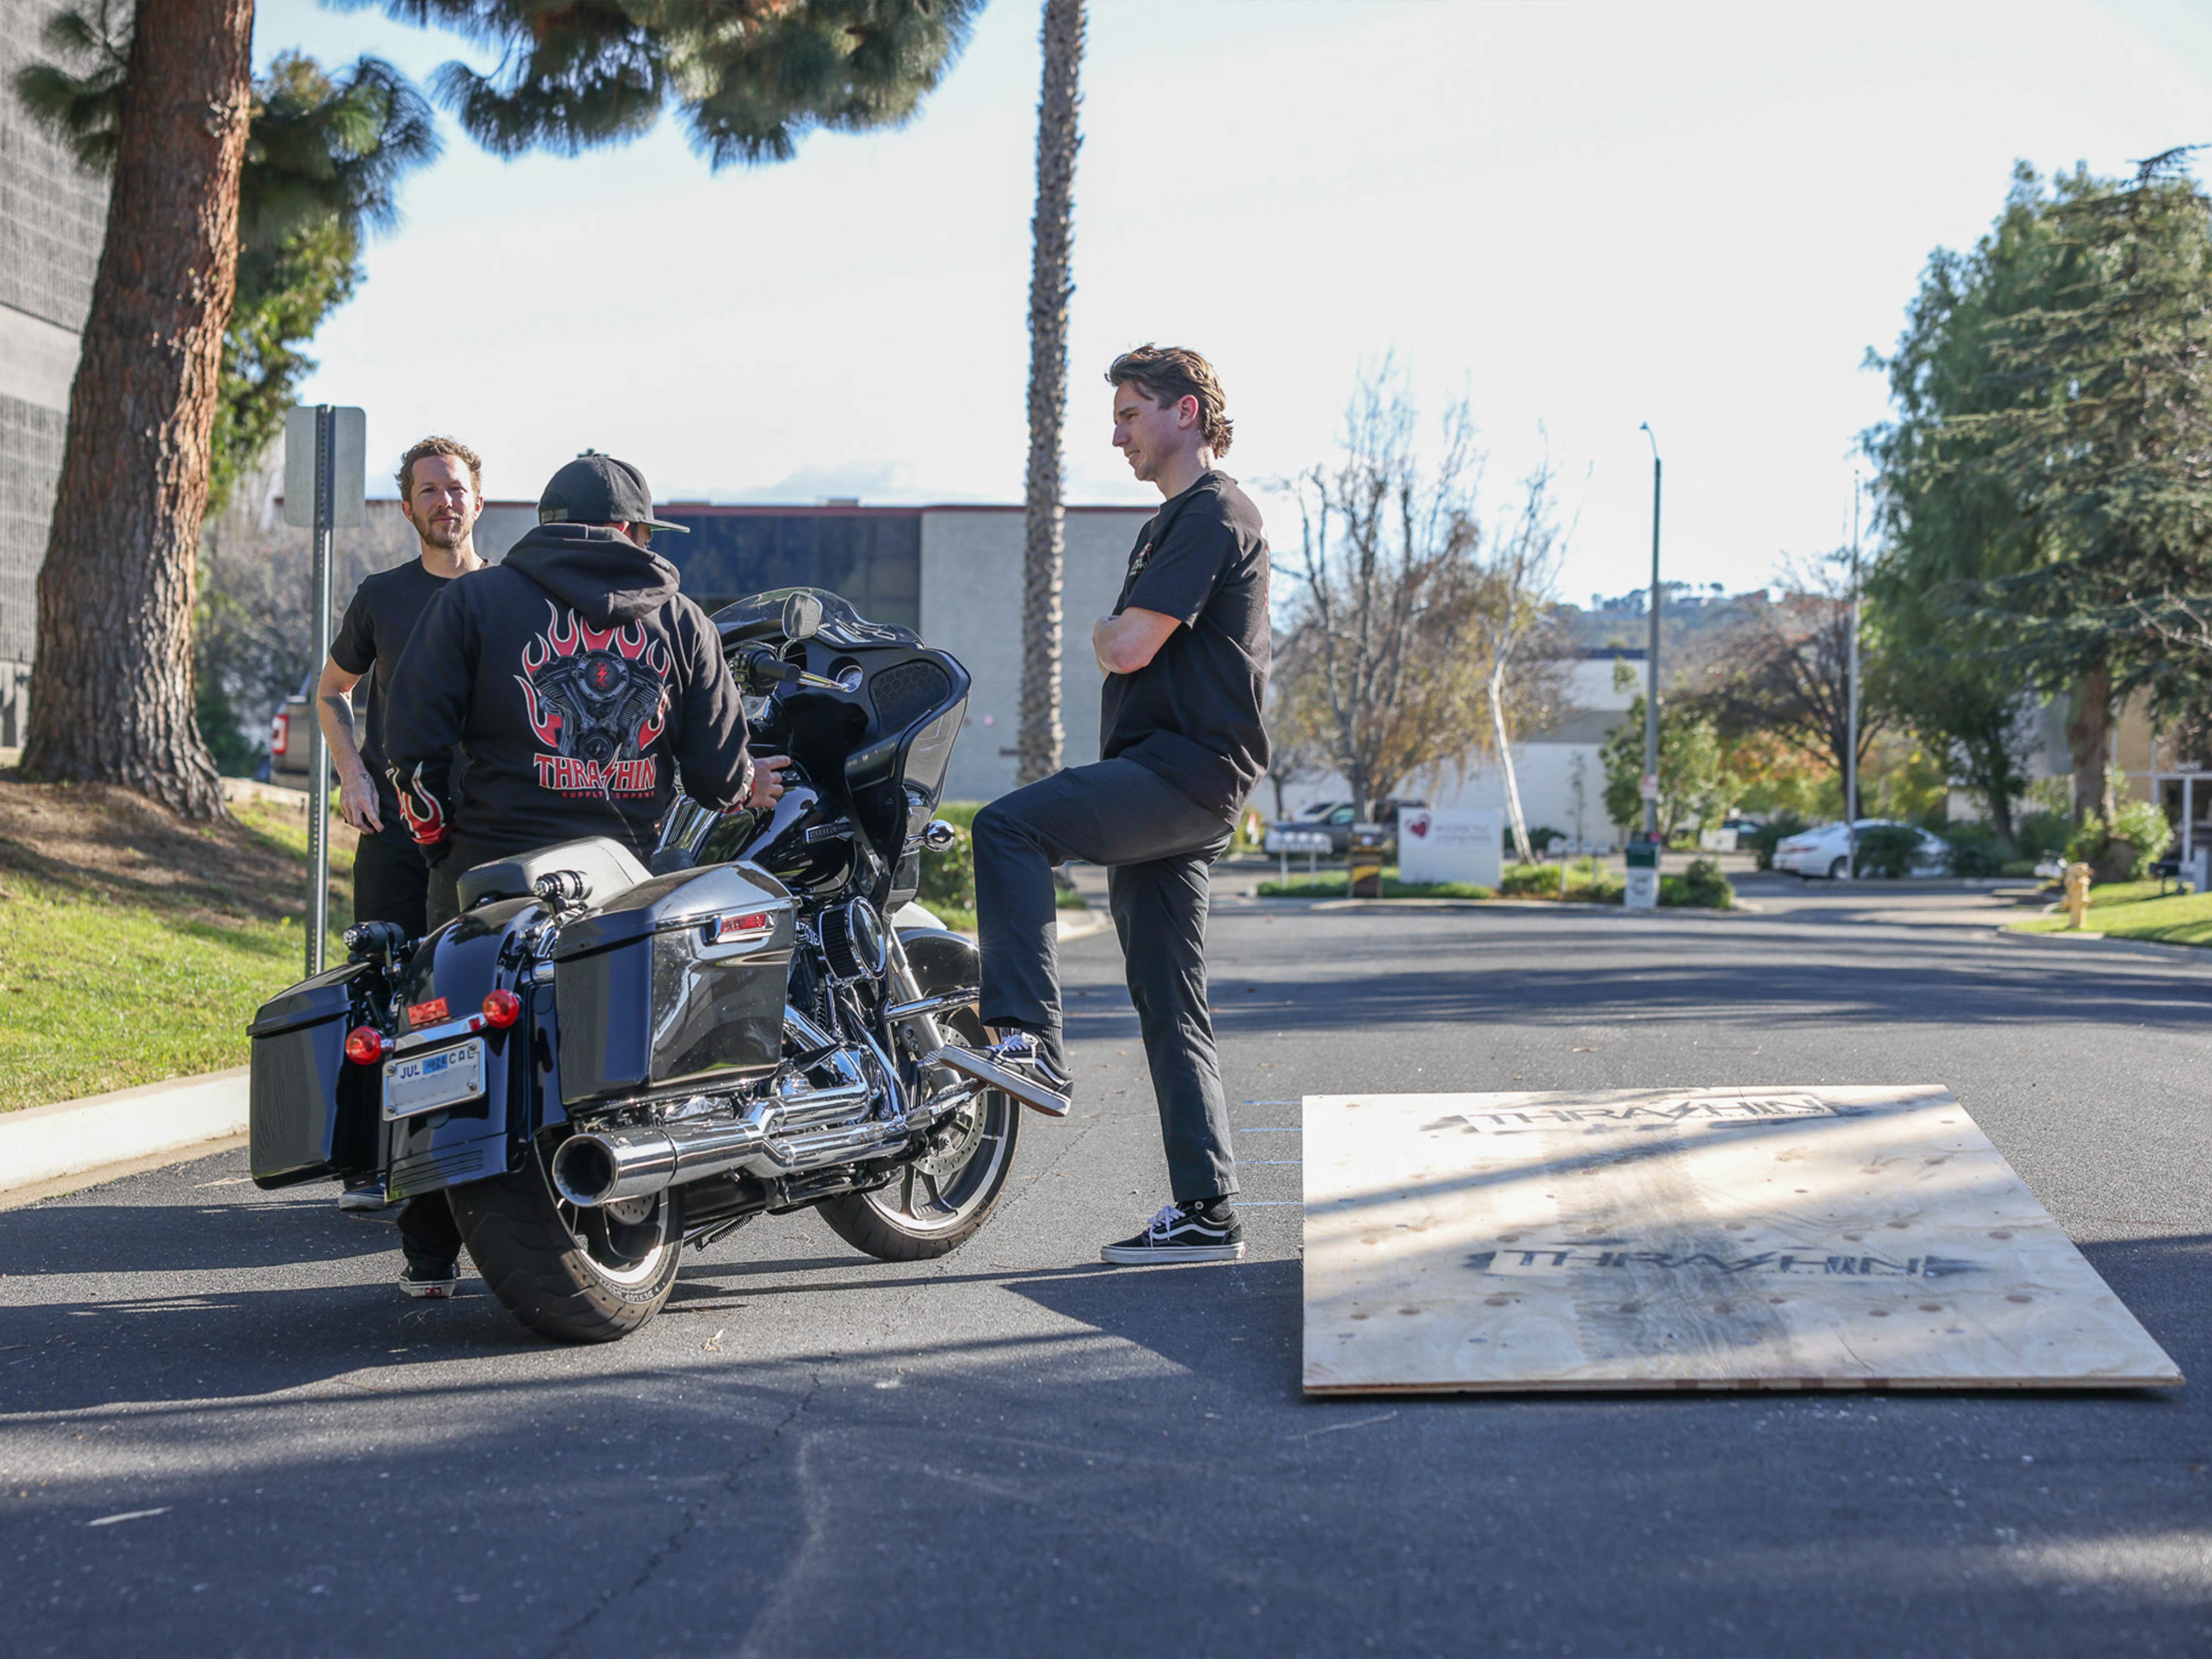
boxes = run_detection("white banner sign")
[1397,807,1503,889]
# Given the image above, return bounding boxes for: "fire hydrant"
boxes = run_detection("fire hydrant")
[2063,860,2094,930]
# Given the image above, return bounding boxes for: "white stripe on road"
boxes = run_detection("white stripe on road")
[87,1508,171,1527]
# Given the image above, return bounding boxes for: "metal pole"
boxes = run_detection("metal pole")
[305,404,335,978]
[1846,478,1861,881]
[1639,425,1661,844]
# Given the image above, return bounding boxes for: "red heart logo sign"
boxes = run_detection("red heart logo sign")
[1407,814,1430,838]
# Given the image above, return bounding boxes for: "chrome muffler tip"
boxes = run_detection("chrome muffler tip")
[551,1128,682,1208]
[550,1133,624,1207]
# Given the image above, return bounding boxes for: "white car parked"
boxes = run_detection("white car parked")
[1771,819,1948,880]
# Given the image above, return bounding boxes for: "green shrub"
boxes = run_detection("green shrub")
[1576,865,1626,904]
[2015,810,2070,862]
[1748,813,1808,872]
[2062,817,2107,867]
[2109,800,2174,878]
[1499,862,1560,897]
[1941,822,2004,878]
[2000,859,2039,878]
[916,799,983,913]
[1660,857,1734,909]
[1855,823,1925,879]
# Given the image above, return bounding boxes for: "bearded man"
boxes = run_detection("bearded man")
[318,437,487,939]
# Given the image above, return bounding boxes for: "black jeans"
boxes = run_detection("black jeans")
[423,835,499,933]
[973,759,1237,1203]
[353,830,429,936]
[398,1191,462,1269]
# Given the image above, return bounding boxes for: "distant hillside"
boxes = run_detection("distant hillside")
[1550,588,1781,690]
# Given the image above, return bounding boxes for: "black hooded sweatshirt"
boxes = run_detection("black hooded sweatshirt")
[382,523,752,861]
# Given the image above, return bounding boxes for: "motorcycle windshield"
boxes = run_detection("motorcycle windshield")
[711,588,917,648]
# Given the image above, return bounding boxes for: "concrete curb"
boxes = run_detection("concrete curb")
[1056,908,1112,943]
[1996,926,2212,965]
[0,1066,249,1200]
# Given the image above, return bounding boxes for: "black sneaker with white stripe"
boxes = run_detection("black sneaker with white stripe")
[1100,1198,1245,1264]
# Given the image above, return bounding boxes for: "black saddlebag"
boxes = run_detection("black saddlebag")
[551,862,797,1106]
[247,961,381,1188]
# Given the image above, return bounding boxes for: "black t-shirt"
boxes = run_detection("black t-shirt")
[1099,469,1271,820]
[330,561,460,838]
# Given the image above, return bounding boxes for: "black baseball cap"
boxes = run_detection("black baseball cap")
[536,452,689,533]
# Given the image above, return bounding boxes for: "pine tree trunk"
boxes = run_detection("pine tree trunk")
[2065,663,2114,826]
[18,0,253,820]
[1017,0,1084,789]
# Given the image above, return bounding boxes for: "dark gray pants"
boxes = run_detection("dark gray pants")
[973,759,1237,1203]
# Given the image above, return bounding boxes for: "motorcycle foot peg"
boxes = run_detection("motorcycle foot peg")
[338,1180,399,1218]
[926,1045,1070,1119]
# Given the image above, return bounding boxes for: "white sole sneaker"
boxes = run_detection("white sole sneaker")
[1099,1239,1247,1265]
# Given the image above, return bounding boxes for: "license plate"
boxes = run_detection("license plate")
[382,1038,486,1121]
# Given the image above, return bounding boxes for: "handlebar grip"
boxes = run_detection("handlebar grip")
[738,648,803,688]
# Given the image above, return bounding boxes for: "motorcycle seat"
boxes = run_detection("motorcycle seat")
[455,836,652,912]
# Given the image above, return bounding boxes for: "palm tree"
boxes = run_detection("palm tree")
[18,0,255,817]
[1017,0,1085,788]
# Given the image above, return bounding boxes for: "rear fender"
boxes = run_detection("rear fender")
[382,899,540,1203]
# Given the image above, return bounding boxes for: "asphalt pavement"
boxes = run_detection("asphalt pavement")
[3,882,2208,1657]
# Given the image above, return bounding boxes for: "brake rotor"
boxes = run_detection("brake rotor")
[603,1194,657,1227]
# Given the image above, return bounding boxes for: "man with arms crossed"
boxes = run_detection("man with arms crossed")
[973,346,1270,1263]
[318,437,486,938]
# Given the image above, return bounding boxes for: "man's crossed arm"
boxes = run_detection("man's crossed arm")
[1092,607,1179,676]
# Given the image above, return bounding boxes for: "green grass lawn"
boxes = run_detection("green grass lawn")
[1256,866,1499,901]
[2010,877,2212,946]
[0,793,352,1111]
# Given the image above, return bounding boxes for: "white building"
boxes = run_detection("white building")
[1283,648,1643,851]
[1424,650,1641,851]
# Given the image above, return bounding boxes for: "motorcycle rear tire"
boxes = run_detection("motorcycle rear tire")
[452,1136,684,1344]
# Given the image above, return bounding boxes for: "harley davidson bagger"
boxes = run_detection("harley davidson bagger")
[245,590,1062,1342]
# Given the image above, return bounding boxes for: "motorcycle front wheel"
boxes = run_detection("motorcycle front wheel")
[451,1131,684,1343]
[816,1006,1019,1262]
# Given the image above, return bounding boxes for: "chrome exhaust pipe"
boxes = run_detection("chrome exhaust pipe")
[551,1015,894,1207]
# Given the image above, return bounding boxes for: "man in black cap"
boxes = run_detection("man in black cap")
[387,452,786,934]
[378,453,784,1298]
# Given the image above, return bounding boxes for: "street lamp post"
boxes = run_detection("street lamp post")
[1846,477,1861,881]
[1639,423,1661,842]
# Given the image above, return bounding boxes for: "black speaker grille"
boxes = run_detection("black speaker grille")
[870,659,952,731]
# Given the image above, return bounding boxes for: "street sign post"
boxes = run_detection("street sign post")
[282,404,366,978]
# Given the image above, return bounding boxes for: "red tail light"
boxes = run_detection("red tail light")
[270,712,289,756]
[481,989,522,1029]
[344,1026,387,1066]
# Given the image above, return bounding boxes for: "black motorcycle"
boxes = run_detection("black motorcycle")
[245,589,1062,1342]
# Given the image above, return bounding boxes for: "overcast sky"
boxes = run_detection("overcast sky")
[257,0,2212,607]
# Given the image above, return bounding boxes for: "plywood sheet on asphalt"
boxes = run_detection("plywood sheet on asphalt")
[1301,1086,2180,1394]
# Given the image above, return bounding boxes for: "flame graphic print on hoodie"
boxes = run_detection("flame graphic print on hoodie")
[516,601,673,796]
